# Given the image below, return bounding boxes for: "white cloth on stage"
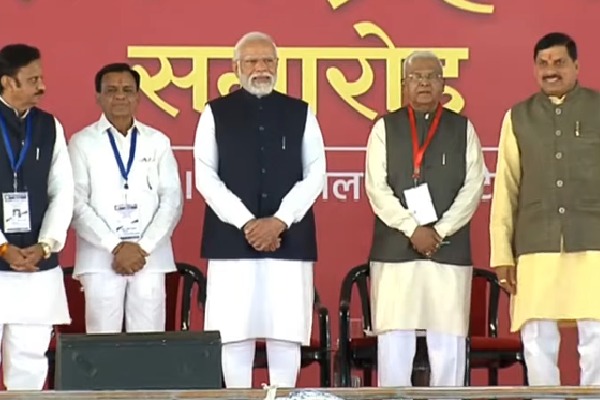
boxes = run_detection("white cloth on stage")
[78,270,166,333]
[69,114,183,333]
[0,98,74,390]
[364,113,485,388]
[194,101,326,388]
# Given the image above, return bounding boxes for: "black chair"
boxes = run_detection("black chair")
[335,263,527,387]
[466,268,527,385]
[189,273,332,387]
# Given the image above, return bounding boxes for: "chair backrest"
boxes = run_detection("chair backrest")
[339,263,372,334]
[469,268,501,337]
[174,262,206,331]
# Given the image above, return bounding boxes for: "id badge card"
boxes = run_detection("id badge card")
[114,202,141,240]
[2,192,31,233]
[403,183,438,225]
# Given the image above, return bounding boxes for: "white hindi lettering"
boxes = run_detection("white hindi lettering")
[175,145,497,202]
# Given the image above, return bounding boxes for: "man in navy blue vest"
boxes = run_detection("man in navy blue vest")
[194,31,326,388]
[0,44,74,390]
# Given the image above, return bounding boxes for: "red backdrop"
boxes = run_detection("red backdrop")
[3,0,599,388]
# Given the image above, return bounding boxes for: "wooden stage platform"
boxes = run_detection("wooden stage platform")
[1,386,600,400]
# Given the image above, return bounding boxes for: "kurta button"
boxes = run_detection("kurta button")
[556,179,563,187]
[261,193,267,198]
[261,168,266,174]
[259,126,264,131]
[555,108,562,115]
[555,152,562,159]
[558,207,565,214]
[555,130,562,136]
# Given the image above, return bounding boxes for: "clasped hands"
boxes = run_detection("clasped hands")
[3,244,45,272]
[243,217,287,252]
[112,242,148,276]
[409,226,442,258]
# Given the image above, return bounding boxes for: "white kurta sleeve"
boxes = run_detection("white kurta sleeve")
[194,104,256,230]
[138,139,183,254]
[273,108,326,228]
[434,119,486,238]
[37,118,74,252]
[364,118,419,238]
[69,133,122,253]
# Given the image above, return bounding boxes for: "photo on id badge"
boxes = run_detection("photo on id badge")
[2,192,31,234]
[114,202,141,240]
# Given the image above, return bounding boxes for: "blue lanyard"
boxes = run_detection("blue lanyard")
[0,112,33,192]
[107,127,138,190]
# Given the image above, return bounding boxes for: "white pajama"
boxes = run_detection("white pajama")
[221,339,301,388]
[79,271,166,333]
[377,329,466,387]
[522,319,600,387]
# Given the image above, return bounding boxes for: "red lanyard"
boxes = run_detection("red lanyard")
[408,104,443,180]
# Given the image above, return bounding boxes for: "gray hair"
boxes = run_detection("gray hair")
[233,32,278,61]
[402,51,443,78]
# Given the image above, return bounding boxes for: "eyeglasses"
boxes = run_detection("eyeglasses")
[405,73,443,83]
[240,57,278,68]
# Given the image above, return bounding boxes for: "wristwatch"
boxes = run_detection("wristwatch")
[38,242,51,259]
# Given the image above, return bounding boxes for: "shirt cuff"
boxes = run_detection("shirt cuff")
[434,222,451,239]
[273,210,294,229]
[399,218,419,238]
[101,236,122,254]
[234,211,256,230]
[138,237,155,255]
[38,238,58,252]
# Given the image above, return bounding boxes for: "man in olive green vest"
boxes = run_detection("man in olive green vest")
[365,50,485,388]
[491,32,600,386]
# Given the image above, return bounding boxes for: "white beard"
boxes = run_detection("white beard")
[240,72,277,97]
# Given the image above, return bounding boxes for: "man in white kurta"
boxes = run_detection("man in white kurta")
[194,32,326,388]
[69,63,183,333]
[0,44,73,390]
[365,51,485,387]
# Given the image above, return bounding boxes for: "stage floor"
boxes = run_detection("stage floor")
[1,386,600,400]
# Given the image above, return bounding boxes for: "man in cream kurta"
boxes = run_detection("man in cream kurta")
[365,51,485,387]
[194,32,326,388]
[491,33,600,386]
[70,63,182,333]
